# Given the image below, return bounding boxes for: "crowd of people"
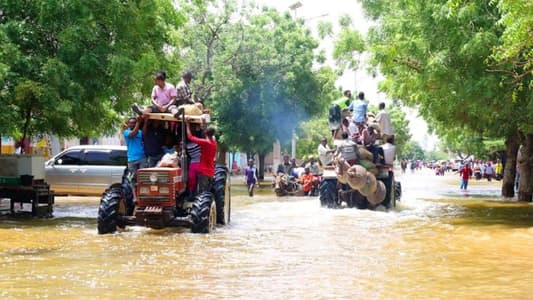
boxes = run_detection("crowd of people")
[123,70,217,195]
[329,90,396,166]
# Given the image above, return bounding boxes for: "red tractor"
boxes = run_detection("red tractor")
[97,111,230,234]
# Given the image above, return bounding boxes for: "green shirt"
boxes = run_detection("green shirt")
[332,97,351,110]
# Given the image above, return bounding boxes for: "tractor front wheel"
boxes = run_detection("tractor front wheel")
[97,187,124,234]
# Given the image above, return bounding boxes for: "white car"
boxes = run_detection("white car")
[45,145,127,195]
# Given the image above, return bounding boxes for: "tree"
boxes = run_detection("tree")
[332,14,365,73]
[359,0,532,199]
[175,2,336,177]
[404,141,425,161]
[0,0,184,141]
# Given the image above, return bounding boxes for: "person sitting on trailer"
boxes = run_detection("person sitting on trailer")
[132,71,177,115]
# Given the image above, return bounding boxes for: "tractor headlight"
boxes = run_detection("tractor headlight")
[149,173,158,183]
[159,187,169,194]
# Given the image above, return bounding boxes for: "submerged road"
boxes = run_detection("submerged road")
[1,169,533,299]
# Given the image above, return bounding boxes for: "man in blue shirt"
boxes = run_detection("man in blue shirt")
[349,91,368,126]
[124,117,146,181]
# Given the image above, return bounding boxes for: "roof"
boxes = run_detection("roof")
[63,145,126,151]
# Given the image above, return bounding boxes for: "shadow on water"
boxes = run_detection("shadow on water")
[425,198,533,228]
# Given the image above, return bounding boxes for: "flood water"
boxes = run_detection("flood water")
[1,169,533,299]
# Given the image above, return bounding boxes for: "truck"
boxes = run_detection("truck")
[97,109,230,234]
[0,155,54,217]
[319,137,401,209]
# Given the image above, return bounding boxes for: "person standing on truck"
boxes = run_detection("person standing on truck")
[124,117,146,182]
[185,125,202,193]
[329,90,352,137]
[132,71,177,115]
[349,92,368,128]
[318,137,335,166]
[375,102,394,143]
[185,118,217,193]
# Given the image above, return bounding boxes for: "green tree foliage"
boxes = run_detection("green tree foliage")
[332,14,365,71]
[358,0,532,198]
[404,140,425,161]
[0,0,184,139]
[175,1,336,156]
[492,0,533,89]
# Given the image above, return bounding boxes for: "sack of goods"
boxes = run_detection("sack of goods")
[178,104,203,115]
[345,165,368,190]
[367,181,386,206]
[357,146,373,161]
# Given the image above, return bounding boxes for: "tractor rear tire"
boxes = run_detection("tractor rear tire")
[97,187,123,234]
[212,165,227,225]
[191,192,216,234]
[319,179,338,208]
[394,181,402,203]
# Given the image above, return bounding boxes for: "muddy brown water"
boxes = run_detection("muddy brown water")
[1,170,533,299]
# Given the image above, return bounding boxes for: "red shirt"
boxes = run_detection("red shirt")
[300,173,314,192]
[187,134,217,177]
[460,166,472,180]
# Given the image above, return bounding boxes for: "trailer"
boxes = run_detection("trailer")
[0,155,54,217]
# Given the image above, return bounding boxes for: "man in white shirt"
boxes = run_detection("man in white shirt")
[317,137,334,166]
[375,102,394,143]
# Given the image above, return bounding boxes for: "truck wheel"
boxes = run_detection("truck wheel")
[394,181,402,202]
[191,192,216,234]
[319,179,338,208]
[212,165,228,225]
[97,187,123,234]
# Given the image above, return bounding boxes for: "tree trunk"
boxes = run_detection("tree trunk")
[258,153,266,181]
[502,133,519,197]
[518,134,533,202]
[21,107,32,154]
[216,143,228,165]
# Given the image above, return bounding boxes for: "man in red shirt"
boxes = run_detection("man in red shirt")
[185,119,217,193]
[459,162,472,190]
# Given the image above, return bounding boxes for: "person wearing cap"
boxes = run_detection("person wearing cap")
[132,71,177,115]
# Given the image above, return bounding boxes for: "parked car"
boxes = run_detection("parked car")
[45,145,127,195]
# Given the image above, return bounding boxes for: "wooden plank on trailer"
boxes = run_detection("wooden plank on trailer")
[145,113,210,123]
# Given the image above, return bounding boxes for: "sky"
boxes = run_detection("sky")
[253,0,439,150]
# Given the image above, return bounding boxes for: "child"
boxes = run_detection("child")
[244,159,259,196]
